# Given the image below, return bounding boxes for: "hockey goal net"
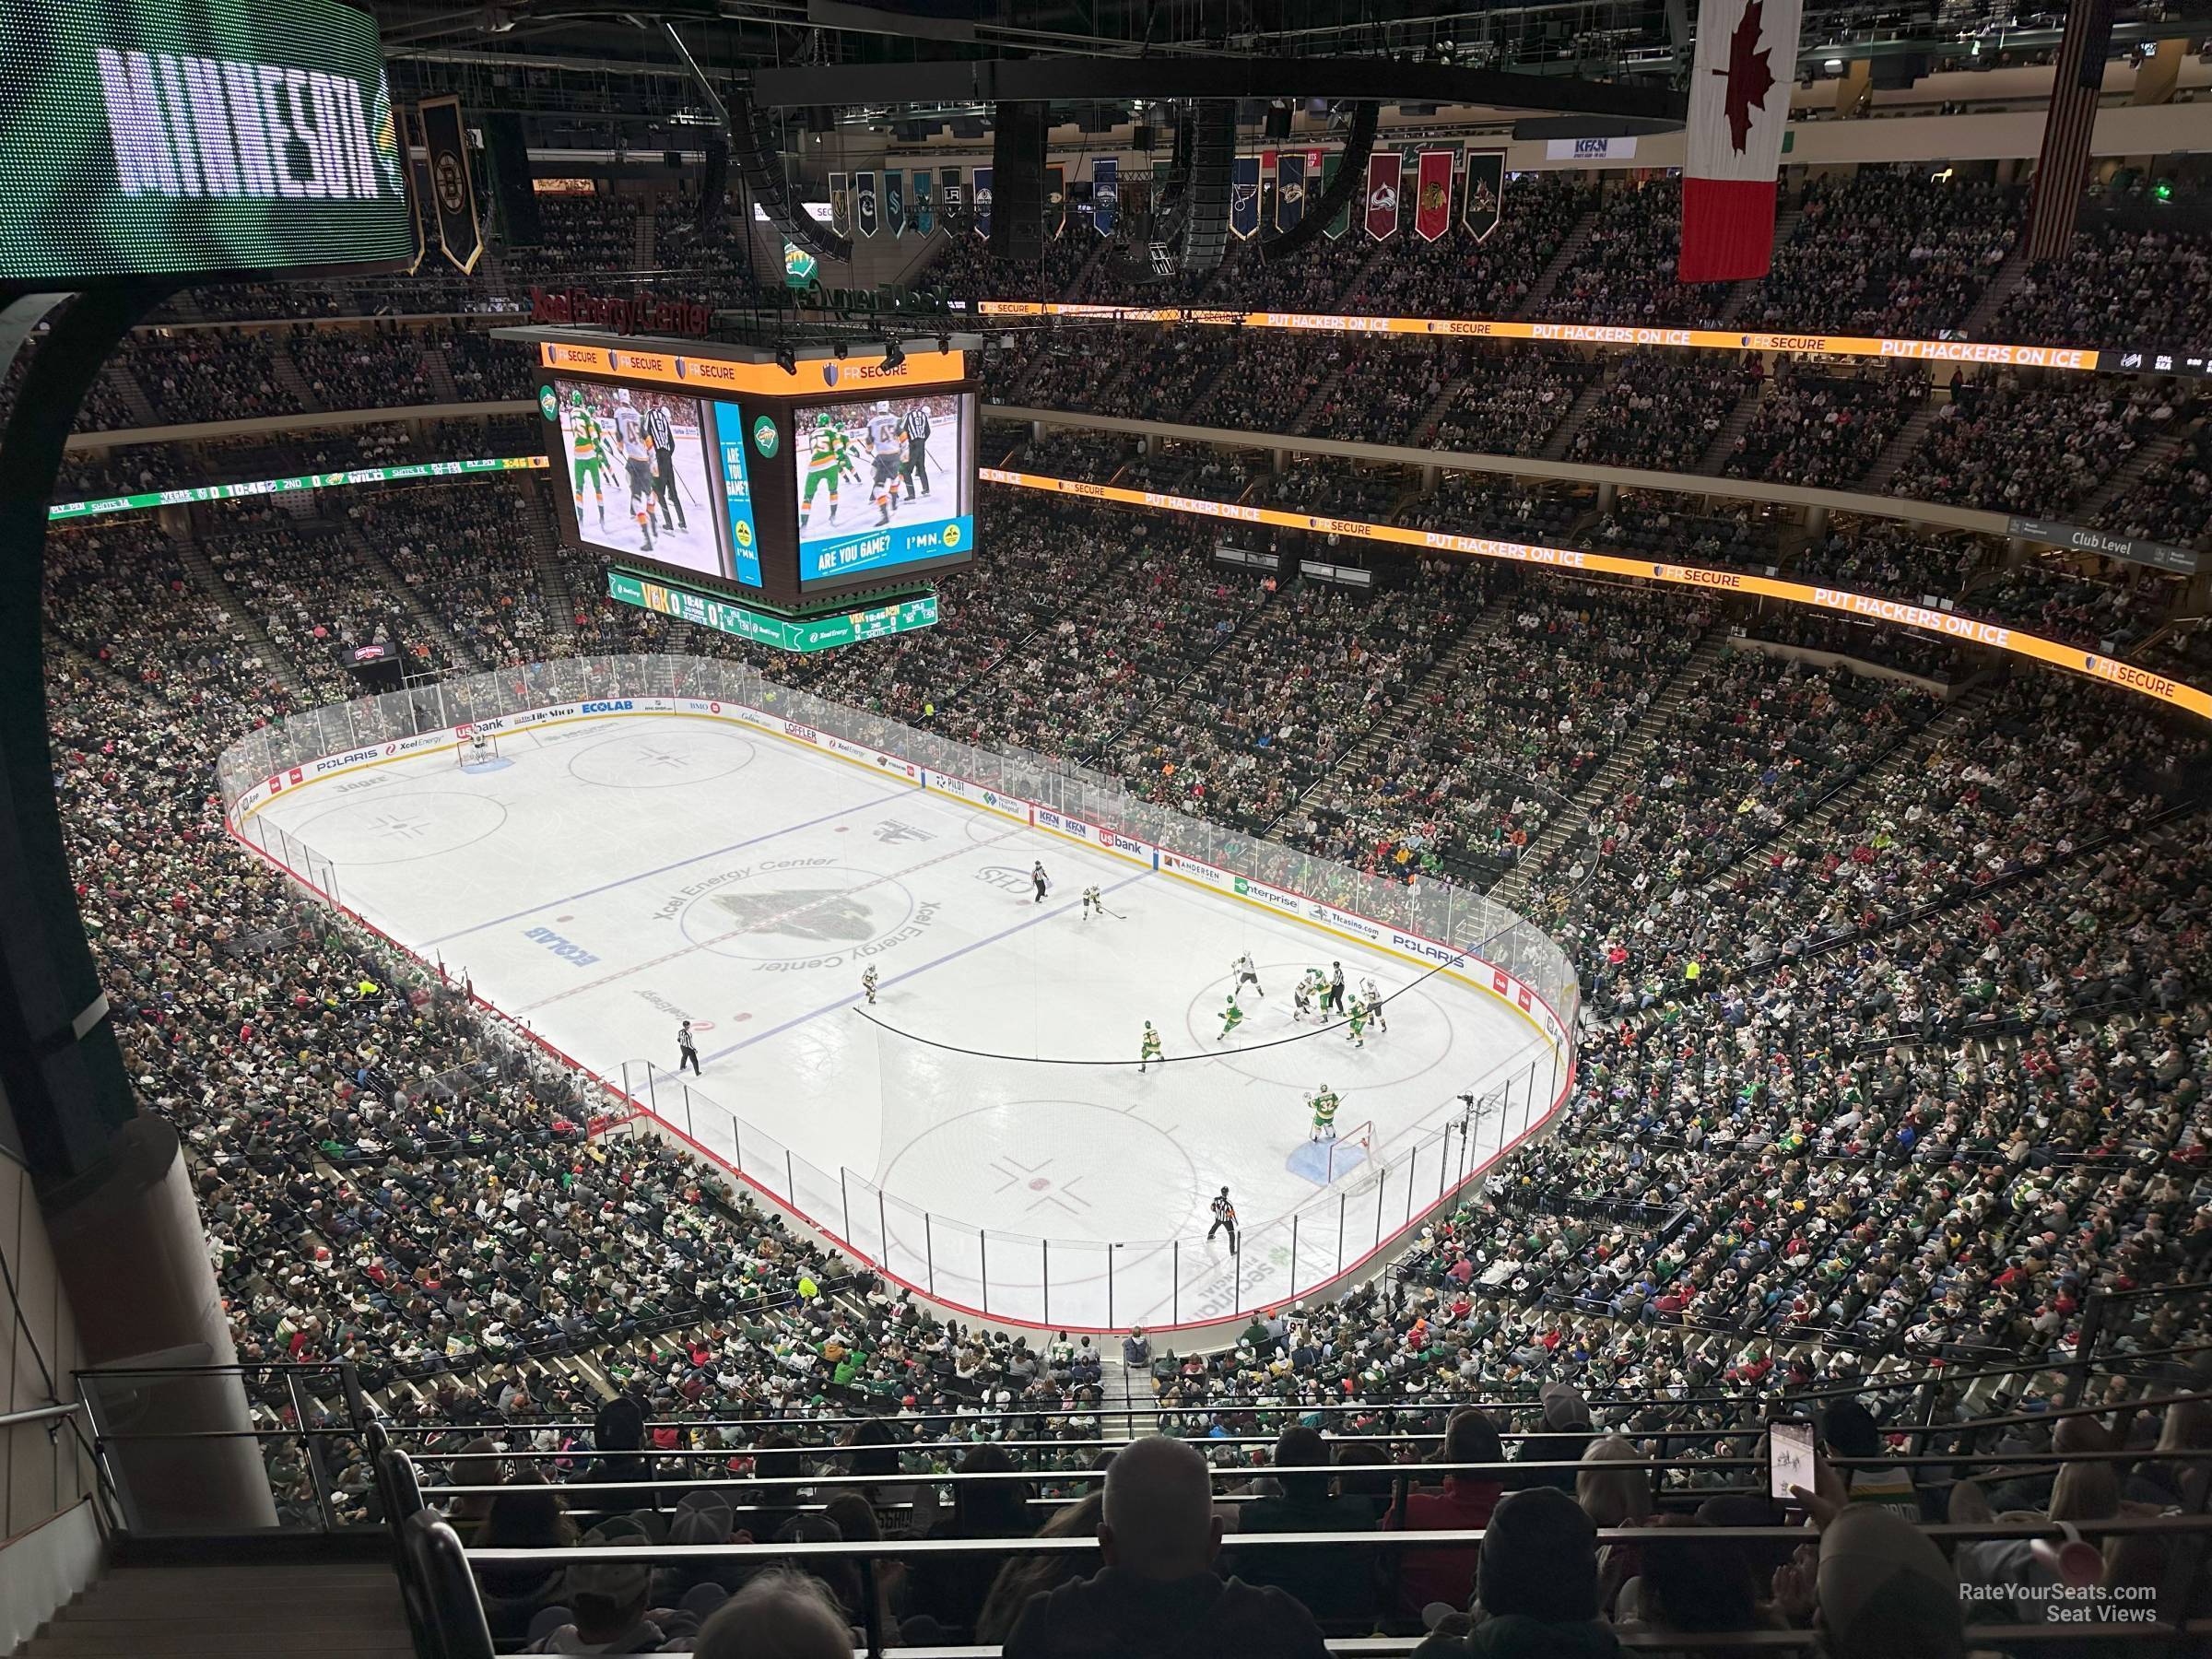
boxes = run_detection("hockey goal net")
[455,724,500,768]
[1324,1120,1375,1184]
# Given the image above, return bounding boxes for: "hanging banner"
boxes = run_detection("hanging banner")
[1276,153,1307,233]
[854,171,879,237]
[1231,156,1262,239]
[1415,149,1454,242]
[883,171,904,238]
[1045,164,1067,237]
[1092,158,1119,237]
[1462,150,1505,242]
[940,166,965,230]
[828,172,851,237]
[1364,151,1400,240]
[417,96,483,274]
[1322,152,1349,240]
[783,241,818,289]
[973,166,993,241]
[912,170,935,236]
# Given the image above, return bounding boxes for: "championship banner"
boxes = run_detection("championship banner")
[854,171,879,237]
[972,166,992,240]
[417,96,482,273]
[1323,153,1350,240]
[940,166,964,229]
[1092,157,1118,237]
[1045,164,1066,237]
[912,170,934,236]
[1414,149,1454,242]
[1364,151,1400,240]
[828,172,851,237]
[1463,150,1504,242]
[1231,156,1262,239]
[1276,153,1307,233]
[883,170,904,237]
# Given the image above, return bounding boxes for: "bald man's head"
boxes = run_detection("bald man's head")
[1099,1434,1220,1580]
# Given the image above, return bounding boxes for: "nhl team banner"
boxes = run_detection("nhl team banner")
[912,170,934,236]
[1092,157,1118,237]
[1363,151,1400,240]
[1680,0,1804,280]
[1275,153,1307,233]
[1322,153,1349,240]
[828,172,851,237]
[854,170,879,237]
[1230,156,1262,239]
[883,171,903,237]
[972,166,992,240]
[417,95,482,273]
[1414,149,1454,242]
[1045,164,1066,237]
[940,166,964,229]
[1463,150,1505,242]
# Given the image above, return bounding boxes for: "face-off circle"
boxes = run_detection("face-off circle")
[565,727,757,790]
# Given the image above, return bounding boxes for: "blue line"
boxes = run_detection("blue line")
[700,868,1153,1065]
[423,783,911,947]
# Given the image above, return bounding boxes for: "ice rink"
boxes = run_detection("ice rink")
[247,713,1552,1327]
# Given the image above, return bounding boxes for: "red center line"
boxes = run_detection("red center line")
[513,819,1030,1015]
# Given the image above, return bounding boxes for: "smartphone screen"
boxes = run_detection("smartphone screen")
[1770,1420,1815,1503]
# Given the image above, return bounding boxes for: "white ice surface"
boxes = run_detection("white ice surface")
[248,714,1550,1328]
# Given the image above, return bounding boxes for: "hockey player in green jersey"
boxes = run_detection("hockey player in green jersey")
[1139,1022,1162,1072]
[860,965,878,1006]
[1217,994,1244,1042]
[799,413,858,531]
[1345,1002,1368,1047]
[568,391,610,524]
[1308,1085,1341,1141]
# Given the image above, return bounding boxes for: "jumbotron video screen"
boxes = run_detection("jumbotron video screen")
[553,379,721,579]
[793,390,972,587]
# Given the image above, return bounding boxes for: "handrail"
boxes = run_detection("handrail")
[0,1402,84,1430]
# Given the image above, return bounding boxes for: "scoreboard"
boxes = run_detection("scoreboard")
[506,329,980,613]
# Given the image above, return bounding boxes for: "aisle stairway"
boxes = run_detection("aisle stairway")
[14,1563,411,1659]
[1490,629,1728,908]
[1959,241,2032,337]
[331,517,485,673]
[524,478,581,645]
[1854,402,1939,495]
[1514,211,1598,317]
[268,345,321,415]
[1538,376,1613,462]
[2073,420,2197,524]
[171,533,312,700]
[1695,380,1767,475]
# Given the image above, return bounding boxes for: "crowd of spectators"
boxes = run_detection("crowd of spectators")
[287,324,438,412]
[1562,351,1755,475]
[2101,419,2212,552]
[1343,173,1598,321]
[1742,171,2019,337]
[1994,216,2212,351]
[1889,375,2180,517]
[124,330,304,425]
[1724,363,1929,491]
[1548,180,1716,327]
[1420,346,1597,459]
[354,481,567,668]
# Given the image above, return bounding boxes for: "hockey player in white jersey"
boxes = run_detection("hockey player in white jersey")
[1081,885,1103,921]
[866,400,904,526]
[1231,952,1263,997]
[1360,977,1388,1033]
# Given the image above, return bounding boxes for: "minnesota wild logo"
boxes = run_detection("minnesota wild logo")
[712,888,877,943]
[538,385,559,422]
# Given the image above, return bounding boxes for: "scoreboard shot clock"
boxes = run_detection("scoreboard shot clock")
[500,326,982,635]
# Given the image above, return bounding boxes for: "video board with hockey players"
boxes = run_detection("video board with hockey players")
[552,379,722,580]
[792,391,972,587]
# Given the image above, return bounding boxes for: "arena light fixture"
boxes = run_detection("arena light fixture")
[882,339,906,371]
[775,343,798,375]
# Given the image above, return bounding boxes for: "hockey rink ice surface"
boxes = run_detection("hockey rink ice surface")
[249,714,1549,1326]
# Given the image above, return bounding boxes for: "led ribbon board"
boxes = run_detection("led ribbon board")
[1,0,413,284]
[46,454,545,520]
[982,466,2212,723]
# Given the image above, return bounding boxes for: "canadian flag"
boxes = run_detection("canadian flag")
[1679,0,1804,282]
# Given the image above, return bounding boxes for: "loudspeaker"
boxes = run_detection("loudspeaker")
[699,136,728,236]
[990,100,1047,263]
[728,87,850,263]
[483,111,541,247]
[1180,100,1234,275]
[1263,100,1291,141]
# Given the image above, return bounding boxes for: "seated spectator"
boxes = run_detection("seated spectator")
[1508,1381,1594,1492]
[975,1491,1104,1645]
[695,1569,852,1659]
[1414,1486,1620,1658]
[1383,1406,1507,1621]
[524,1516,676,1654]
[908,1443,1035,1638]
[1820,1399,1921,1518]
[1789,1504,1965,1659]
[1235,1426,1380,1629]
[1003,1433,1327,1658]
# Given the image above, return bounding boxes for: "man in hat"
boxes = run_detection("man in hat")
[526,1516,668,1653]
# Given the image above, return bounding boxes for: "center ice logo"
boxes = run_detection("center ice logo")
[710,886,877,943]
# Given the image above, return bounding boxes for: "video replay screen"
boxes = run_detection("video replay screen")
[553,378,722,579]
[793,390,973,587]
